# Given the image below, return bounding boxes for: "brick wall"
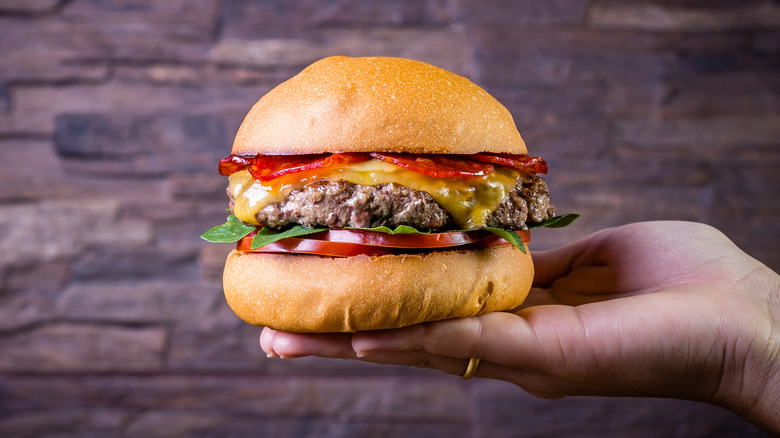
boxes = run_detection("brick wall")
[0,1,777,436]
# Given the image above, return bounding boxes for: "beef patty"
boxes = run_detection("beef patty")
[230,175,554,231]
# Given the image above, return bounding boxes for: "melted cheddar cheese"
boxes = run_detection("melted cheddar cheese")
[229,159,522,229]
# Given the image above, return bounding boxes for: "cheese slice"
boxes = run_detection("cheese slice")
[228,159,522,229]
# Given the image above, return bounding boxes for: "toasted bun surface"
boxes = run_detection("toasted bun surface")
[222,245,533,333]
[232,56,526,156]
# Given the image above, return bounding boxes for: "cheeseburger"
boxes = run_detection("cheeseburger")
[203,56,577,333]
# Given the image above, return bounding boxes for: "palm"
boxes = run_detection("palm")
[501,222,770,399]
[260,222,780,432]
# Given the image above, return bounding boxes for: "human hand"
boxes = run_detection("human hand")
[260,221,780,433]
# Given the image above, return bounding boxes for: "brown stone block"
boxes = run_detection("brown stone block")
[0,199,153,267]
[0,21,111,83]
[588,2,780,32]
[199,243,231,281]
[220,0,453,39]
[0,375,472,436]
[0,323,166,372]
[474,25,749,54]
[471,379,770,437]
[614,115,780,154]
[0,409,124,438]
[659,71,780,117]
[114,376,469,420]
[53,113,231,159]
[71,245,200,282]
[455,0,588,25]
[0,0,64,15]
[212,28,473,76]
[0,287,59,332]
[3,259,70,292]
[0,111,55,136]
[112,64,291,87]
[166,299,269,372]
[476,49,670,88]
[48,111,242,177]
[752,30,780,55]
[706,160,780,229]
[169,173,226,200]
[0,140,74,201]
[57,280,220,325]
[12,83,260,116]
[57,0,219,60]
[489,87,611,159]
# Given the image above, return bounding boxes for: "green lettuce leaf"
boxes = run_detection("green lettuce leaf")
[483,227,528,254]
[345,224,428,234]
[527,213,581,229]
[200,214,255,243]
[249,225,327,249]
[202,213,580,254]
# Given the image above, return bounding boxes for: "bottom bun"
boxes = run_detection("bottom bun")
[222,245,534,333]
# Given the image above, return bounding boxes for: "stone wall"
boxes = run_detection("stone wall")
[0,1,777,436]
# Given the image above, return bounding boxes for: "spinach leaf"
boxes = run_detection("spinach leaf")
[483,227,527,254]
[527,213,580,229]
[200,214,255,243]
[250,225,328,249]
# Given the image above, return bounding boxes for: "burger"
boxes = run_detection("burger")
[202,56,577,333]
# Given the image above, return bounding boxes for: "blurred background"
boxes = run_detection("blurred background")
[0,0,778,437]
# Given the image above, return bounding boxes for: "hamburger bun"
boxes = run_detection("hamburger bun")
[215,56,546,333]
[223,245,533,333]
[232,56,527,156]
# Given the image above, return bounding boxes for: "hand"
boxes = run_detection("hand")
[260,221,780,433]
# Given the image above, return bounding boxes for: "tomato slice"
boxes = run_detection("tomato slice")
[236,229,530,257]
[308,229,494,248]
[236,235,395,257]
[369,153,494,178]
[471,153,548,174]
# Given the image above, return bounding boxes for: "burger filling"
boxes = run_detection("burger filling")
[203,153,579,256]
[228,176,554,231]
[226,156,554,231]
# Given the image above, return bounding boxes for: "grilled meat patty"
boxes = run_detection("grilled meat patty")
[230,175,554,231]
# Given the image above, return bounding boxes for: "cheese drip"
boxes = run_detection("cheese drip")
[229,159,522,229]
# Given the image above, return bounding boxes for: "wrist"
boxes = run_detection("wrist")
[717,267,780,434]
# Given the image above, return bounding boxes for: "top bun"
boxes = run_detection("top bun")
[232,56,526,156]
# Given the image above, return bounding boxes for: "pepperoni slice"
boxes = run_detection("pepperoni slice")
[470,153,548,174]
[369,153,494,177]
[249,153,370,181]
[218,152,546,180]
[218,155,251,176]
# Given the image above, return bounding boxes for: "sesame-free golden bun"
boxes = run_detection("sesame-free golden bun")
[223,245,533,333]
[232,56,527,156]
[222,56,535,333]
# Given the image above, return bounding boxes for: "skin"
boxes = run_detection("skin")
[260,221,780,434]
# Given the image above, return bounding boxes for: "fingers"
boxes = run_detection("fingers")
[259,318,515,380]
[352,315,495,360]
[260,327,355,359]
[259,298,662,398]
[354,349,487,379]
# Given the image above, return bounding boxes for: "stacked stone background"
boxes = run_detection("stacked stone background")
[0,0,778,436]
